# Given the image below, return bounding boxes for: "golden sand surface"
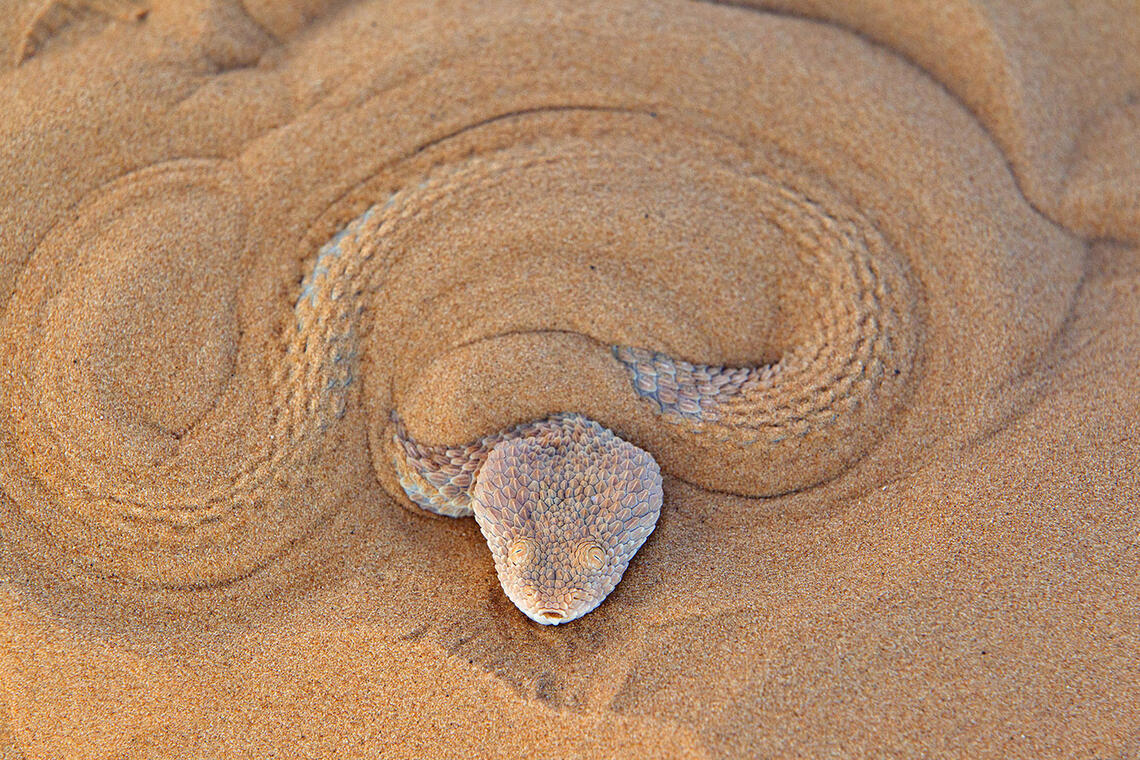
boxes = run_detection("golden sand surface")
[0,1,1137,757]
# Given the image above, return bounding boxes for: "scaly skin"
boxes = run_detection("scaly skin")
[304,142,908,625]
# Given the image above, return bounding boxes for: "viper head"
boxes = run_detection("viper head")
[470,414,662,625]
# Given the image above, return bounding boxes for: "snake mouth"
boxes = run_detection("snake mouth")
[535,609,566,623]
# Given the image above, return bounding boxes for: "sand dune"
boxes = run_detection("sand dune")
[1,1,1137,757]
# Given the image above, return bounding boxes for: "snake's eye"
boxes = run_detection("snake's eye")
[577,542,606,572]
[507,539,532,566]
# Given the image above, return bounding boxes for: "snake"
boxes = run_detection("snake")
[289,144,908,624]
[0,133,911,625]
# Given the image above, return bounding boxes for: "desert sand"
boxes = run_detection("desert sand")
[0,0,1137,757]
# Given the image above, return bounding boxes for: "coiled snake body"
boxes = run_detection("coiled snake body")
[292,146,910,623]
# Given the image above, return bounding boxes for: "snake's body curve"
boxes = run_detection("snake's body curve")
[287,140,912,623]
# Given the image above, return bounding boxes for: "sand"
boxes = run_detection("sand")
[0,0,1137,757]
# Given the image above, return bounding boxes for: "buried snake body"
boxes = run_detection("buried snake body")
[290,145,911,624]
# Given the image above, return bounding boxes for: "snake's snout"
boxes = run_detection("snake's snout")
[520,590,575,624]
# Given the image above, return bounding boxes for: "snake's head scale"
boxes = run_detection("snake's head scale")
[471,414,663,625]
